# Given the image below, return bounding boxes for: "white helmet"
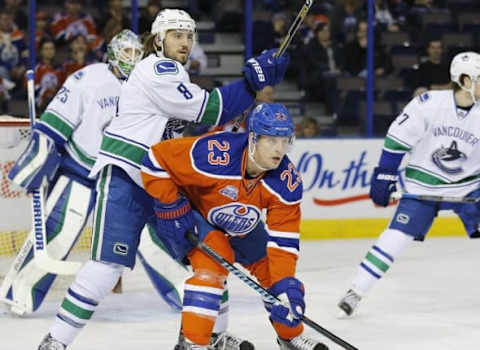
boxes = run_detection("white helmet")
[450,51,480,103]
[151,9,196,53]
[107,29,144,79]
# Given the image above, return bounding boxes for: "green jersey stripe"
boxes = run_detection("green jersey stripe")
[70,139,96,167]
[40,112,74,140]
[384,136,411,152]
[101,135,147,165]
[406,167,480,185]
[199,89,221,125]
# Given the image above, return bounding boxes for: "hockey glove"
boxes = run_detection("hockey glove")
[8,130,61,192]
[265,277,305,328]
[154,196,197,262]
[242,49,290,91]
[369,166,398,207]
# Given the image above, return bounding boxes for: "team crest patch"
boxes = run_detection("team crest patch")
[219,185,238,200]
[208,203,261,236]
[418,92,429,103]
[113,243,129,256]
[154,60,179,75]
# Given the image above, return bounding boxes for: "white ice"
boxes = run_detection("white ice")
[1,237,480,350]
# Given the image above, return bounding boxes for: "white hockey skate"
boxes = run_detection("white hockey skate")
[338,289,362,316]
[211,331,255,350]
[38,334,66,350]
[277,334,328,350]
[174,334,213,349]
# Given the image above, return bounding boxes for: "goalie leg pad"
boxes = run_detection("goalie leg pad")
[51,260,124,346]
[0,175,94,315]
[137,224,190,311]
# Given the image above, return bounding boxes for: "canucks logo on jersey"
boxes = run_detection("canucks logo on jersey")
[431,140,467,174]
[208,203,261,236]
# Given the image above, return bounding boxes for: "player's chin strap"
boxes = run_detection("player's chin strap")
[460,77,478,104]
[247,134,271,173]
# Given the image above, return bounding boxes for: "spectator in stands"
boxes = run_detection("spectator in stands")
[185,42,207,75]
[50,0,103,53]
[298,12,329,46]
[374,0,400,32]
[139,0,162,36]
[405,0,436,39]
[34,38,62,112]
[35,11,53,50]
[0,9,27,93]
[97,0,131,37]
[302,22,343,118]
[60,34,96,84]
[343,20,393,78]
[214,0,243,32]
[298,117,319,138]
[413,37,450,96]
[330,0,362,43]
[3,0,27,31]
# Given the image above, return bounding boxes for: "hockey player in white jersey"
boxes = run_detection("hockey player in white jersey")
[38,8,289,350]
[0,29,144,316]
[338,51,480,317]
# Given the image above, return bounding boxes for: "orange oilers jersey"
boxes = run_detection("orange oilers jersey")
[141,131,303,283]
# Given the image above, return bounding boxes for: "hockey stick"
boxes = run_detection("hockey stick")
[391,192,480,204]
[186,232,358,350]
[274,0,314,58]
[232,0,314,132]
[26,70,82,275]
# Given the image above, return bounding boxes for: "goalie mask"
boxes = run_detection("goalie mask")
[151,8,196,54]
[107,29,144,80]
[450,51,480,103]
[247,103,295,172]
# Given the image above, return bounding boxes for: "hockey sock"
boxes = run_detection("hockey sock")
[352,229,414,295]
[212,282,228,334]
[50,260,123,345]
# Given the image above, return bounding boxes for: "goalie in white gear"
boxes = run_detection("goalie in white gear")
[338,51,480,317]
[0,29,144,316]
[38,7,290,350]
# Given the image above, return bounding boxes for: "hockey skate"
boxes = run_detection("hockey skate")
[174,333,213,349]
[338,289,362,316]
[277,334,328,350]
[210,331,255,350]
[38,334,66,350]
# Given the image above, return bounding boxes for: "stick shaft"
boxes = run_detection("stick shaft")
[391,192,479,203]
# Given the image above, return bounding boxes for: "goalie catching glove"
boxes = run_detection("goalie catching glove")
[8,130,61,192]
[154,196,197,262]
[265,277,305,328]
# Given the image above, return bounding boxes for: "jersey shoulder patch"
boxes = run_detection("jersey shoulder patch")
[154,60,179,76]
[191,132,247,177]
[418,92,430,103]
[262,156,303,204]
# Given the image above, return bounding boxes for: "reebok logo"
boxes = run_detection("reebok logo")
[248,58,265,82]
[377,174,397,181]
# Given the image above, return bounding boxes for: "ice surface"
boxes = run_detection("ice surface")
[1,237,479,349]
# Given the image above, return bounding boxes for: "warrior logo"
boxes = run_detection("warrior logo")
[431,141,467,174]
[208,203,261,236]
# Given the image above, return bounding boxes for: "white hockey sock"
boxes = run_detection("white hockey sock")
[352,229,414,295]
[213,283,228,334]
[50,260,123,345]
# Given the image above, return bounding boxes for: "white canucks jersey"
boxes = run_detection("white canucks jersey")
[384,90,480,196]
[37,63,121,171]
[90,53,225,187]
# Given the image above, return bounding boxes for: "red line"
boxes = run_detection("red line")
[313,194,398,206]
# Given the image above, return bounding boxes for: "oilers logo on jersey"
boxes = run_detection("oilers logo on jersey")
[208,203,261,236]
[431,140,467,174]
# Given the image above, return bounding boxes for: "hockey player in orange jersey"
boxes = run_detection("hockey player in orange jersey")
[141,103,328,350]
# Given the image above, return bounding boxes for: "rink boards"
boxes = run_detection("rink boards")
[0,136,466,250]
